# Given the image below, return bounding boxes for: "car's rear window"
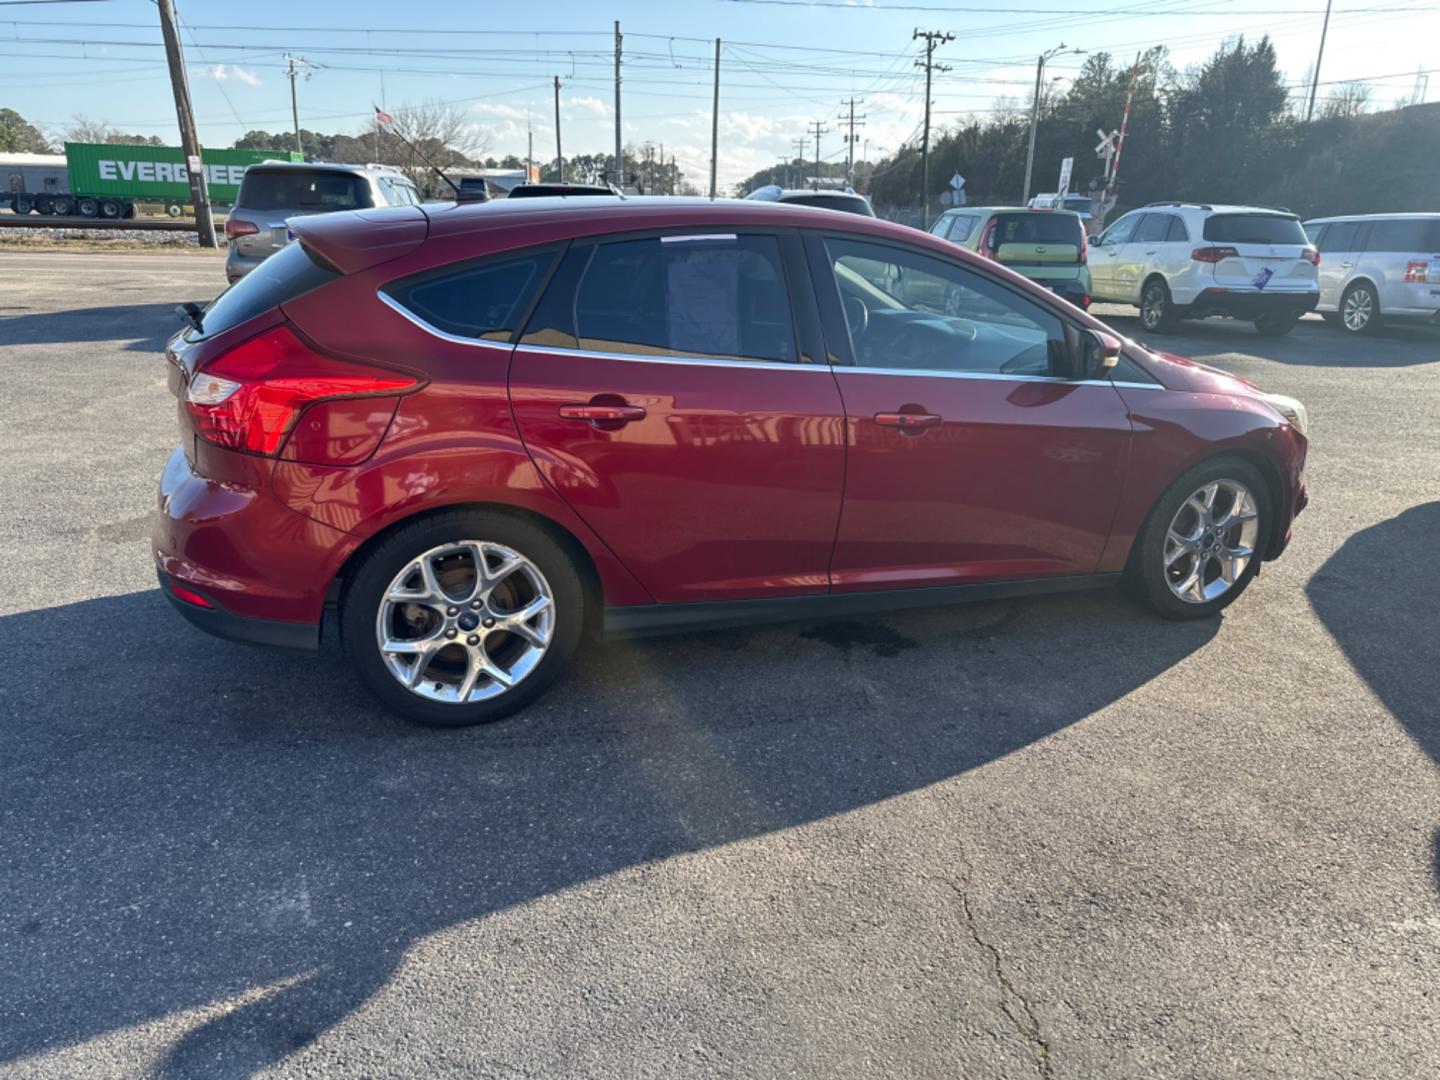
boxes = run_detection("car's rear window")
[1203,214,1308,245]
[779,194,875,217]
[991,213,1083,245]
[1364,218,1440,252]
[236,169,372,212]
[197,241,339,339]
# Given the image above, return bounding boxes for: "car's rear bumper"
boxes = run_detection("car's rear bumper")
[223,247,273,282]
[152,445,348,644]
[1187,289,1319,319]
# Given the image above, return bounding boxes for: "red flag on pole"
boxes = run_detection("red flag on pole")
[374,105,394,128]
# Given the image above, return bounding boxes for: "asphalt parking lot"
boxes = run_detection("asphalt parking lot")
[2,251,1438,1079]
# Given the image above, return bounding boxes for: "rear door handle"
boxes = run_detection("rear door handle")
[558,402,646,423]
[874,411,942,433]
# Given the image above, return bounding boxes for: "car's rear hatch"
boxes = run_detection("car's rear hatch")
[990,211,1084,283]
[1201,212,1316,292]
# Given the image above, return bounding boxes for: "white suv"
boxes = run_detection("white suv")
[1090,203,1320,337]
[1302,213,1440,335]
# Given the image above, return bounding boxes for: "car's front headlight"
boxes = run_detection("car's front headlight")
[1262,393,1309,437]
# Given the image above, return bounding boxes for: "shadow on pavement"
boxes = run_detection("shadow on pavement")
[0,586,1217,1077]
[1307,502,1440,896]
[1094,311,1440,368]
[1,303,203,353]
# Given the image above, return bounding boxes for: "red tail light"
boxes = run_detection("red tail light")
[185,325,418,457]
[1191,246,1239,263]
[1301,247,1320,266]
[224,218,259,240]
[1405,260,1428,282]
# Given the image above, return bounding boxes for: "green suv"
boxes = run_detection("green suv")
[930,206,1092,310]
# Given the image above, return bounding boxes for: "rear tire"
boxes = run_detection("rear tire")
[1253,312,1299,337]
[341,510,586,727]
[36,196,55,216]
[77,197,99,218]
[52,195,74,216]
[1126,456,1272,621]
[1339,281,1381,335]
[98,198,121,219]
[1139,277,1178,333]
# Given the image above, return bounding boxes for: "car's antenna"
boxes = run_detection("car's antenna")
[373,105,461,199]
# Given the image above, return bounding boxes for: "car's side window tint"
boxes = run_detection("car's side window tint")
[947,214,978,242]
[823,236,1066,378]
[1100,213,1139,246]
[1166,216,1190,242]
[1134,214,1171,244]
[573,234,797,363]
[930,216,953,239]
[1319,221,1360,253]
[384,251,557,341]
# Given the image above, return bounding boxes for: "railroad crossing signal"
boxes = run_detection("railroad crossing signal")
[1095,128,1118,161]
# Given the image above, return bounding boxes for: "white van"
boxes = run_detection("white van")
[1302,213,1440,335]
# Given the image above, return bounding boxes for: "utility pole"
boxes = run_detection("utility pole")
[792,137,807,188]
[1305,0,1334,121]
[659,141,666,195]
[553,76,564,182]
[284,54,314,156]
[839,97,866,185]
[156,0,215,248]
[527,115,534,182]
[613,21,624,189]
[1023,44,1079,203]
[914,29,953,226]
[709,37,721,199]
[808,120,828,191]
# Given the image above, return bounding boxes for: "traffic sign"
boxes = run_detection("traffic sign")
[1057,156,1073,198]
[949,172,965,190]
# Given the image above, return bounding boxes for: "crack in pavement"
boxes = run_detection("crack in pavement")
[945,848,1055,1080]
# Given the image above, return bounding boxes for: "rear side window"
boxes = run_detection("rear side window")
[384,251,556,341]
[1203,214,1308,245]
[573,235,797,363]
[198,241,339,339]
[237,169,372,212]
[1364,219,1440,252]
[1318,221,1362,253]
[992,213,1083,246]
[1166,216,1190,242]
[945,214,979,242]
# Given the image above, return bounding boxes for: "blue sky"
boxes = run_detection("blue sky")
[2,0,1436,191]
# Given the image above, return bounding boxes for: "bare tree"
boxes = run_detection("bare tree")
[1322,80,1373,120]
[367,100,494,197]
[65,115,114,144]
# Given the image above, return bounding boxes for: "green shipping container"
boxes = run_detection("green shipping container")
[64,143,304,203]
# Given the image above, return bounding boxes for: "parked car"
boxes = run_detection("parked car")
[744,185,876,217]
[1089,203,1319,336]
[931,205,1092,309]
[223,161,422,283]
[1029,192,1094,224]
[156,196,1309,726]
[1301,212,1440,335]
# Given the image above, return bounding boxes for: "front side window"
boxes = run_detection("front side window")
[1134,214,1172,244]
[384,251,556,341]
[573,234,797,363]
[1318,221,1361,253]
[1099,213,1140,247]
[824,236,1066,377]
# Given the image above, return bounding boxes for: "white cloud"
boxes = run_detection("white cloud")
[564,95,608,118]
[471,101,530,123]
[208,64,261,87]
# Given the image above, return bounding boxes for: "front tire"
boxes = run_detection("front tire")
[341,511,586,727]
[1139,278,1178,333]
[1127,457,1271,620]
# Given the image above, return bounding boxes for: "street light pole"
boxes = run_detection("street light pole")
[1023,44,1081,204]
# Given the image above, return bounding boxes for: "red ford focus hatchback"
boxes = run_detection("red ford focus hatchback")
[154,197,1309,726]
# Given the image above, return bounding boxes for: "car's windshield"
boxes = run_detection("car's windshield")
[1203,213,1308,245]
[237,169,371,212]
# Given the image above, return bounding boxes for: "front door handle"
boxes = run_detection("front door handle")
[559,402,646,423]
[874,411,942,434]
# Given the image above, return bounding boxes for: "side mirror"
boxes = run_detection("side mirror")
[1080,328,1121,378]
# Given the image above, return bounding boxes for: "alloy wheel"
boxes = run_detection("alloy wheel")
[1163,480,1260,605]
[1342,287,1373,332]
[375,540,555,704]
[1141,284,1166,330]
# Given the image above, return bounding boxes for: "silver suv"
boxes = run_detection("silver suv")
[224,161,421,282]
[1090,202,1319,336]
[1302,213,1440,335]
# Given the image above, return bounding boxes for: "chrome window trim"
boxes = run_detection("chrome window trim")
[376,289,516,353]
[661,233,738,243]
[513,342,825,373]
[838,365,1164,390]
